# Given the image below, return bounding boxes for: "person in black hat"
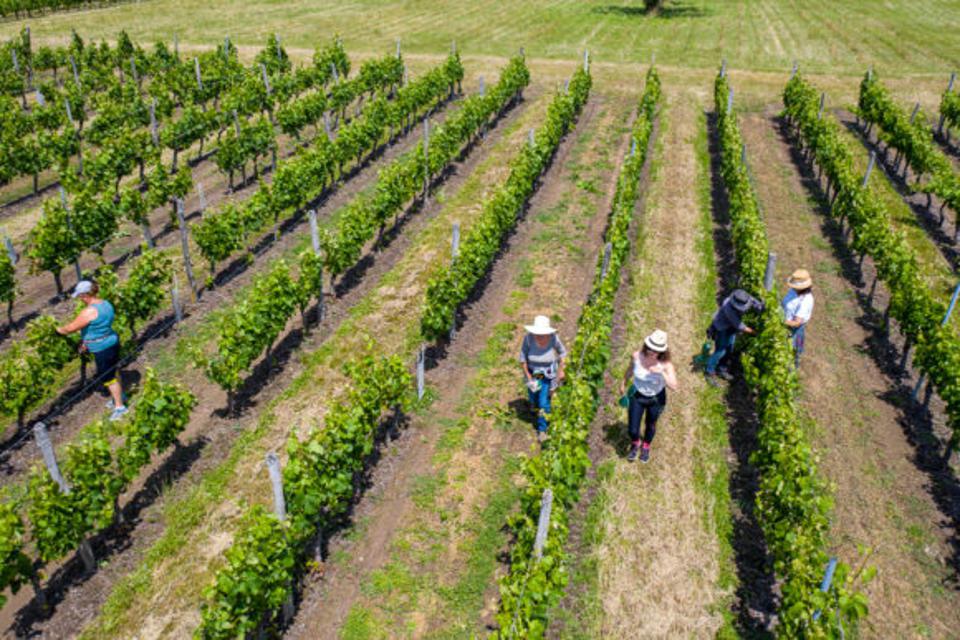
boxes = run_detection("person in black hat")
[704,288,764,386]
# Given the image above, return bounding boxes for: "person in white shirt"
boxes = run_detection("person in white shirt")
[781,269,814,368]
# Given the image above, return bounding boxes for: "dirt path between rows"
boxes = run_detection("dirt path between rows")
[284,92,616,640]
[742,109,960,639]
[290,92,637,640]
[2,76,531,640]
[589,88,728,638]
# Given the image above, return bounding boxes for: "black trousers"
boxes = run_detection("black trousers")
[627,389,667,445]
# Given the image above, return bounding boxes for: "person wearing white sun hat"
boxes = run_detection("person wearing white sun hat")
[781,268,814,368]
[620,329,678,463]
[519,315,567,443]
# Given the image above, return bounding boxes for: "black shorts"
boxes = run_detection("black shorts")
[92,343,121,386]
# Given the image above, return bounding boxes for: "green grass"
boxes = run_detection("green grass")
[5,0,960,75]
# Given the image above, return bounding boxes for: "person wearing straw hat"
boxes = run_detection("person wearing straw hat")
[782,268,815,368]
[520,315,567,443]
[704,288,765,386]
[57,279,128,421]
[620,329,678,463]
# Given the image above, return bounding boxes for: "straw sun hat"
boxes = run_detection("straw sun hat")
[525,315,557,335]
[787,269,813,290]
[644,329,669,353]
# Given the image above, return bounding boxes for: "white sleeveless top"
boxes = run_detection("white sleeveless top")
[633,353,666,397]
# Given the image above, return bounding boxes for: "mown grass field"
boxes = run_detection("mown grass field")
[3,0,960,76]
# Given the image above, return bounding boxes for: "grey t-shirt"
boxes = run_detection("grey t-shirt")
[520,334,567,379]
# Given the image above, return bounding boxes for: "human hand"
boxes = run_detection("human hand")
[744,326,755,335]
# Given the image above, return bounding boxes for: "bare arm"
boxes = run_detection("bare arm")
[621,360,633,394]
[57,307,96,335]
[785,317,804,328]
[662,362,678,391]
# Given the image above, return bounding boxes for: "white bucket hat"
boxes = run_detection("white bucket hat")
[525,315,557,335]
[644,329,668,353]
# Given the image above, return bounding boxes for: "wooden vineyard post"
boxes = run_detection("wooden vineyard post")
[264,453,296,625]
[719,58,726,79]
[171,275,183,325]
[790,60,798,79]
[396,38,401,60]
[3,231,17,265]
[910,102,920,124]
[764,252,777,291]
[507,486,553,636]
[631,139,637,157]
[308,209,324,323]
[449,223,460,340]
[194,57,203,96]
[533,488,553,561]
[911,281,960,403]
[175,199,198,300]
[601,242,613,280]
[69,54,79,86]
[422,119,430,199]
[60,187,83,284]
[939,73,955,137]
[817,92,825,120]
[727,87,734,114]
[173,33,179,59]
[528,128,535,149]
[323,112,333,142]
[197,182,207,212]
[34,422,97,573]
[416,345,425,401]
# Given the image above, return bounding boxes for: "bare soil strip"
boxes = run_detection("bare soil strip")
[286,93,634,640]
[588,87,730,638]
[742,109,960,639]
[1,70,532,640]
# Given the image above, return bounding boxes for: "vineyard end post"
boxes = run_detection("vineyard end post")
[533,488,553,561]
[175,199,198,301]
[265,452,295,624]
[34,422,68,493]
[763,252,777,291]
[172,275,183,324]
[941,72,957,135]
[862,150,876,188]
[308,209,324,323]
[601,242,613,280]
[416,345,425,400]
[4,233,18,265]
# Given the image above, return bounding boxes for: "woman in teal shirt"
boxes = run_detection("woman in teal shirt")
[57,280,128,421]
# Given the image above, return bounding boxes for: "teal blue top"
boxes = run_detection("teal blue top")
[80,300,119,353]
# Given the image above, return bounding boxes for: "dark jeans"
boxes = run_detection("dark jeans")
[527,377,553,433]
[628,389,667,445]
[706,328,736,374]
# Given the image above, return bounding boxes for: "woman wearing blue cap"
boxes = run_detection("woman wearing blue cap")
[57,279,128,421]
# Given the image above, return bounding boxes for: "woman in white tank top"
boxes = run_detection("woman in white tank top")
[619,329,678,463]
